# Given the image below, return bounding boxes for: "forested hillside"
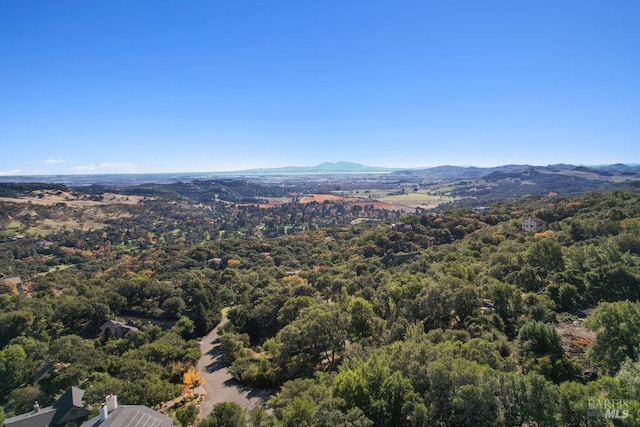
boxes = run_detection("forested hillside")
[2,184,640,426]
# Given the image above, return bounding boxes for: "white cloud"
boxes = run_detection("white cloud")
[41,158,65,165]
[69,162,137,173]
[0,169,23,176]
[70,164,96,172]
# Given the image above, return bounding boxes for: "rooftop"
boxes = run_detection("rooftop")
[3,407,57,427]
[81,406,173,427]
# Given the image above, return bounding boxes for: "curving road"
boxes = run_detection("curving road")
[196,317,275,417]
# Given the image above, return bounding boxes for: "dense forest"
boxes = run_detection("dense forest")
[1,182,640,426]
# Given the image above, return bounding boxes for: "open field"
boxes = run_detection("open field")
[293,191,456,211]
[0,192,138,236]
[335,188,457,211]
[25,217,108,234]
[0,190,149,207]
[377,192,457,210]
[299,194,347,203]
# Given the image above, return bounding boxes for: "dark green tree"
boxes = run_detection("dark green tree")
[176,404,199,427]
[586,301,640,375]
[199,402,246,427]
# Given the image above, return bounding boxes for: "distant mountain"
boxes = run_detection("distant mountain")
[0,163,638,188]
[229,161,398,175]
[390,164,640,181]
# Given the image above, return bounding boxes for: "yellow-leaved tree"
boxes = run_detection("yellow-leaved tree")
[182,366,203,395]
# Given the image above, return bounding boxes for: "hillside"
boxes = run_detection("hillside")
[1,180,640,425]
[2,164,638,211]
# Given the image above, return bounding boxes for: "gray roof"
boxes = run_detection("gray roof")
[81,406,173,427]
[100,320,140,334]
[3,407,57,427]
[52,386,85,411]
[3,387,89,427]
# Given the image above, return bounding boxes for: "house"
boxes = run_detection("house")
[1,276,24,296]
[391,222,413,232]
[81,395,173,427]
[4,389,172,427]
[472,206,489,214]
[480,299,495,314]
[522,217,545,232]
[3,387,90,427]
[99,320,139,339]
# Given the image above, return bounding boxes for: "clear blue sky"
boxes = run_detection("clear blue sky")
[1,1,639,174]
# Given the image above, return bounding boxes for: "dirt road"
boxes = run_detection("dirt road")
[196,317,275,417]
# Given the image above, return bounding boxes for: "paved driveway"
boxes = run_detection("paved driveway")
[196,317,275,417]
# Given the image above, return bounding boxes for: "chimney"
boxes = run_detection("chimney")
[99,405,108,422]
[106,394,118,413]
[33,402,40,413]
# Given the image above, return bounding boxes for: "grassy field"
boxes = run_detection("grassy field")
[35,264,75,277]
[379,193,457,210]
[0,190,147,207]
[0,191,140,236]
[336,188,457,210]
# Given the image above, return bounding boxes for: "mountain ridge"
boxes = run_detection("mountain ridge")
[0,162,638,186]
[229,161,397,174]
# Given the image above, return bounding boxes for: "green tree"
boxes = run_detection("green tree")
[247,405,279,427]
[410,283,453,331]
[0,310,35,347]
[49,334,105,367]
[280,397,315,427]
[0,344,30,396]
[450,382,499,427]
[333,355,419,427]
[585,301,640,375]
[162,296,187,319]
[277,296,316,327]
[4,386,46,415]
[424,358,490,425]
[498,372,558,426]
[557,382,586,426]
[199,402,246,427]
[517,320,579,383]
[349,297,380,340]
[277,304,348,377]
[517,321,564,360]
[176,404,199,427]
[527,239,564,276]
[81,372,127,406]
[219,332,250,365]
[617,358,640,400]
[488,281,523,337]
[314,399,373,427]
[123,374,180,407]
[268,374,374,426]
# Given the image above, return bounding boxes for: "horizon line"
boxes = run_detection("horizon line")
[1,161,638,178]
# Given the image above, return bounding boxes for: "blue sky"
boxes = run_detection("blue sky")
[1,1,639,175]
